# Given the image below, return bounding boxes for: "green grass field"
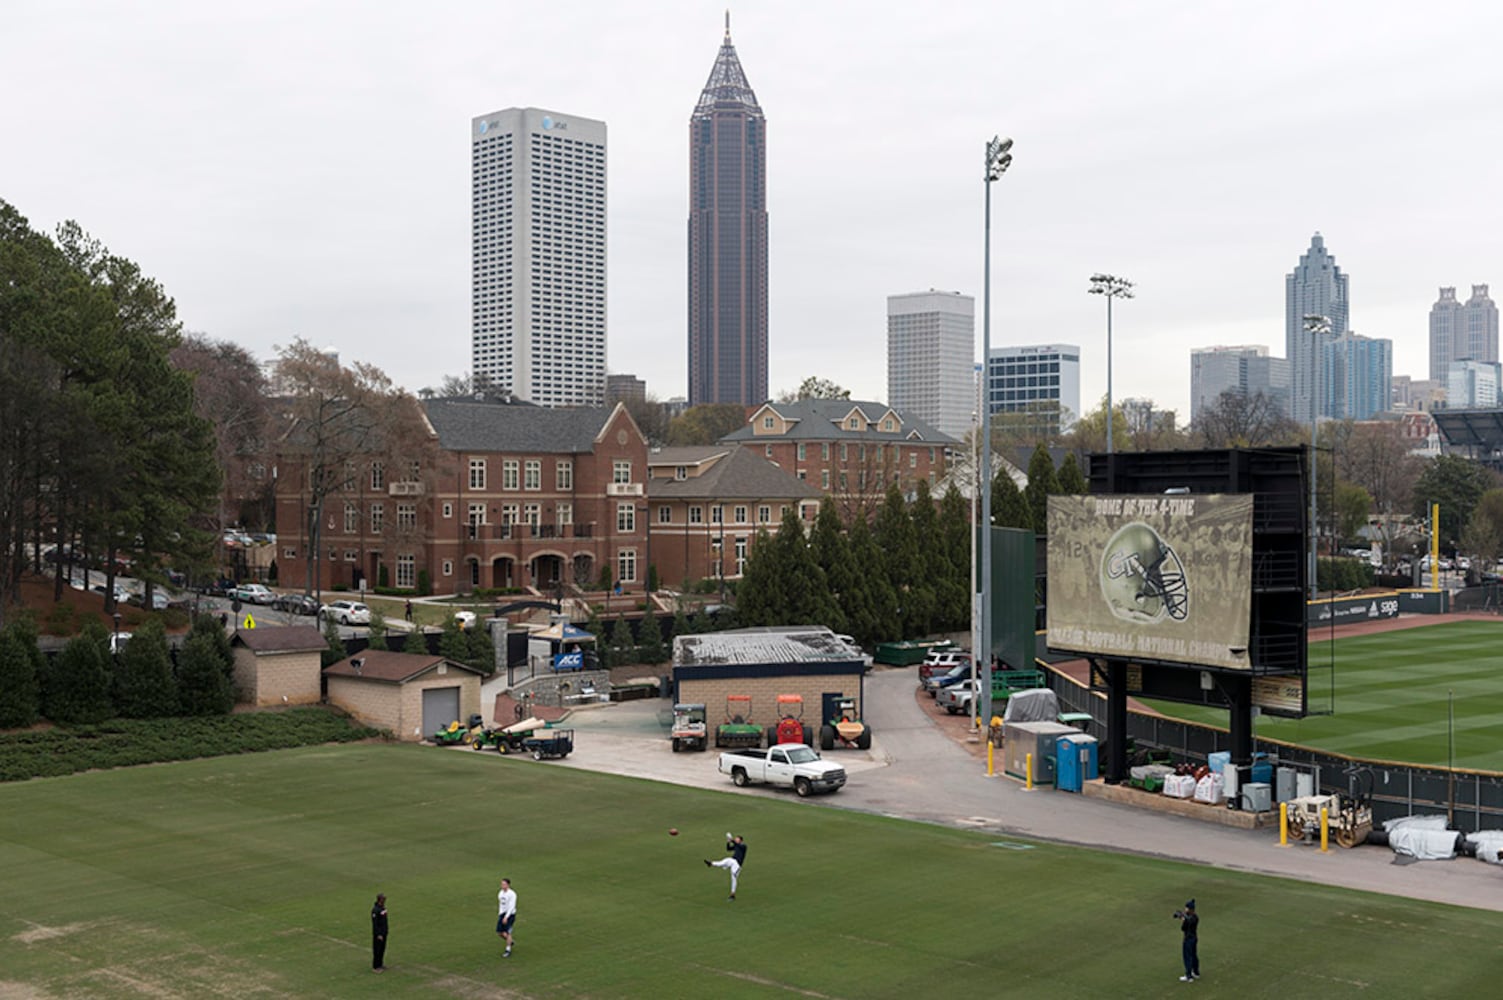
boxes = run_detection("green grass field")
[4,744,1503,998]
[1140,620,1503,770]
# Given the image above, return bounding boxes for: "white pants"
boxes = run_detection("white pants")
[710,857,741,894]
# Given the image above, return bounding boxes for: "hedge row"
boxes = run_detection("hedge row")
[0,707,384,782]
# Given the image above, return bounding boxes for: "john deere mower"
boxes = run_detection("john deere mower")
[715,695,762,748]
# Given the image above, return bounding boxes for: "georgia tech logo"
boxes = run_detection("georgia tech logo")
[1099,521,1189,624]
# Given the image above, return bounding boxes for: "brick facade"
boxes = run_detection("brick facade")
[679,674,865,737]
[326,663,483,742]
[232,647,322,707]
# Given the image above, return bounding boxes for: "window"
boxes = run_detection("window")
[883,418,894,431]
[735,537,748,575]
[689,505,703,524]
[675,465,687,480]
[758,505,771,524]
[797,443,806,460]
[397,504,416,530]
[502,460,519,490]
[329,547,338,561]
[409,460,421,480]
[821,443,830,460]
[658,505,672,524]
[557,502,573,526]
[617,502,635,533]
[468,503,486,530]
[822,469,830,489]
[370,503,384,533]
[910,450,918,468]
[764,444,772,458]
[343,462,356,490]
[556,460,573,490]
[442,502,453,518]
[344,550,357,563]
[618,548,637,583]
[734,505,748,524]
[711,505,723,524]
[929,447,936,463]
[371,462,385,490]
[613,460,632,484]
[762,415,774,429]
[469,459,486,490]
[442,559,453,577]
[839,472,848,490]
[396,554,415,589]
[344,503,358,534]
[524,460,541,490]
[848,417,860,430]
[524,503,540,526]
[283,546,297,559]
[502,503,518,524]
[840,443,848,462]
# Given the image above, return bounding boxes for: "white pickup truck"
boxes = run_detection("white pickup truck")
[717,743,847,797]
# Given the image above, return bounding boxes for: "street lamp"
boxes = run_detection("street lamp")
[111,612,121,664]
[1088,273,1135,454]
[1304,313,1331,601]
[980,134,1013,727]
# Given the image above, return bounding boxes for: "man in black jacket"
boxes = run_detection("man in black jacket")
[705,833,748,900]
[371,893,389,972]
[1175,899,1199,982]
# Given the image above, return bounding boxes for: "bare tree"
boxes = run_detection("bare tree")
[1193,390,1302,448]
[1335,421,1422,562]
[171,335,271,532]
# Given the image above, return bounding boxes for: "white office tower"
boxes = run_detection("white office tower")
[472,108,606,407]
[1447,360,1501,408]
[887,290,975,438]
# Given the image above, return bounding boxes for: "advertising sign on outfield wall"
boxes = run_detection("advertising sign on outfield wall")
[1047,494,1255,670]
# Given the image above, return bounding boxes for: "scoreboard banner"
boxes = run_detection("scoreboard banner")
[1047,494,1255,670]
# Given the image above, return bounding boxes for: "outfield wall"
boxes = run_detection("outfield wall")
[1306,589,1448,626]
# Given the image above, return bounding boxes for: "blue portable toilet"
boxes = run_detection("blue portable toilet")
[1055,733,1099,793]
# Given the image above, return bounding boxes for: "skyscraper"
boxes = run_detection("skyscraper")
[1285,232,1349,424]
[887,290,975,438]
[1430,285,1498,382]
[984,344,1081,437]
[471,107,607,407]
[1324,332,1392,420]
[687,14,768,407]
[1189,345,1290,424]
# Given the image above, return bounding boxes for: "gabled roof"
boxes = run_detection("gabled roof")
[648,445,821,501]
[721,398,958,445]
[422,398,639,454]
[323,650,487,684]
[232,626,327,653]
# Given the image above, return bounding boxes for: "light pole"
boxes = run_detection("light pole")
[1304,313,1331,601]
[980,135,1013,728]
[1088,274,1135,454]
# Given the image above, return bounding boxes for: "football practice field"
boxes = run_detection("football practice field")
[3,742,1503,998]
[1143,619,1503,771]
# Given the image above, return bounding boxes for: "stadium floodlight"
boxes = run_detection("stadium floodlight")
[1088,274,1135,454]
[1304,313,1331,601]
[979,134,1014,727]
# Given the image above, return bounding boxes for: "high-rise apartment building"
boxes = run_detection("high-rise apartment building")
[1324,332,1392,421]
[1286,232,1349,424]
[1446,360,1501,408]
[687,15,768,407]
[984,344,1081,436]
[471,107,607,407]
[887,290,975,439]
[1189,345,1291,424]
[1429,285,1498,382]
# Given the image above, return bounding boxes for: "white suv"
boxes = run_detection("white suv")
[320,600,371,625]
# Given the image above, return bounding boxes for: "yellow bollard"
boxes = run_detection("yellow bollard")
[1320,806,1330,852]
[987,740,995,777]
[1279,802,1289,846]
[1026,752,1034,790]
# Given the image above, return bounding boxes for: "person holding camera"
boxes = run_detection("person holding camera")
[1174,899,1200,982]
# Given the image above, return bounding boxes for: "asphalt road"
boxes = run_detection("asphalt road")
[496,667,1503,913]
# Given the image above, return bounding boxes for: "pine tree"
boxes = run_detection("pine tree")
[439,616,469,664]
[1056,451,1089,495]
[608,616,636,666]
[992,467,1032,530]
[366,607,389,650]
[809,497,853,635]
[466,621,496,673]
[936,484,973,632]
[1024,443,1059,535]
[636,605,666,665]
[772,509,839,628]
[177,632,233,716]
[874,485,922,637]
[734,527,781,626]
[0,626,40,728]
[905,480,943,636]
[189,613,234,680]
[46,622,115,725]
[847,515,899,646]
[115,617,178,718]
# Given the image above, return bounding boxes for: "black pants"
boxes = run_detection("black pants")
[373,934,387,969]
[1182,936,1198,977]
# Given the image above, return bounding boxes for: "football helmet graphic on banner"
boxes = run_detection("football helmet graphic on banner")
[1099,521,1189,623]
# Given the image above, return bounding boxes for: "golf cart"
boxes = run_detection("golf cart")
[432,714,484,746]
[819,696,873,751]
[715,695,762,749]
[766,693,813,747]
[671,703,708,752]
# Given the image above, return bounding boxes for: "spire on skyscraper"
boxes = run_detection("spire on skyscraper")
[696,13,760,112]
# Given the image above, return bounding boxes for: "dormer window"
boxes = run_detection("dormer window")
[675,466,687,480]
[848,417,860,430]
[883,418,894,431]
[763,415,775,429]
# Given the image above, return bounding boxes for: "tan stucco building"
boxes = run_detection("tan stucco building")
[324,650,486,742]
[231,626,327,707]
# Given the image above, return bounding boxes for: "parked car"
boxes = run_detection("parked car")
[126,591,171,610]
[272,593,320,616]
[320,600,371,625]
[922,663,974,697]
[937,679,981,715]
[229,583,274,604]
[90,583,128,605]
[919,652,973,683]
[717,743,847,796]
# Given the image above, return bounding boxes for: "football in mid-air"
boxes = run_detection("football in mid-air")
[669,827,679,836]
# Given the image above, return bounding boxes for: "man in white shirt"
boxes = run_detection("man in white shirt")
[705,832,747,901]
[496,877,518,957]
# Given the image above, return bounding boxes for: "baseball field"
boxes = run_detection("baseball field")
[3,741,1503,998]
[1141,619,1503,771]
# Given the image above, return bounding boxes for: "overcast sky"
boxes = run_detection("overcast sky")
[7,1,1501,419]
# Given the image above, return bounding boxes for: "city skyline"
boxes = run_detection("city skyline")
[5,3,1501,419]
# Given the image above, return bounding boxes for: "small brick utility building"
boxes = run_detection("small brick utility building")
[324,651,486,742]
[672,627,870,741]
[231,625,327,707]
